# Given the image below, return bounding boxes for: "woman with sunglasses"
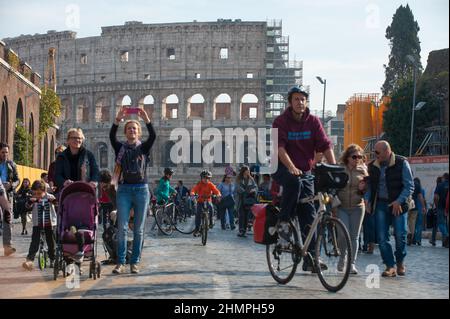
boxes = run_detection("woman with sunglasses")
[335,144,368,274]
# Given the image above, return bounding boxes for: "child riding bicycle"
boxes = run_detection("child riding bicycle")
[155,168,177,204]
[22,180,57,270]
[190,170,221,237]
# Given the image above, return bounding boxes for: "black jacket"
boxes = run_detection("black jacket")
[55,147,100,191]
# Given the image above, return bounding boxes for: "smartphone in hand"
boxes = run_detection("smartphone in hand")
[125,107,140,114]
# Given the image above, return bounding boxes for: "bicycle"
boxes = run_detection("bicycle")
[38,229,49,270]
[192,195,218,246]
[266,165,352,292]
[154,197,196,235]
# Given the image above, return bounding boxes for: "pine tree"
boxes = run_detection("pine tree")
[382,4,422,96]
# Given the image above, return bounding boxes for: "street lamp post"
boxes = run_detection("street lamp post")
[409,101,426,157]
[316,76,327,125]
[407,55,418,157]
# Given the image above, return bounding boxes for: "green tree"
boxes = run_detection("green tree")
[383,77,440,156]
[13,119,33,166]
[382,4,422,96]
[39,87,61,138]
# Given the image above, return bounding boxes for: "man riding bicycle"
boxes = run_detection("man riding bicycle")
[272,85,337,272]
[190,170,221,237]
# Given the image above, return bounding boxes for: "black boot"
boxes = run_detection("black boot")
[443,236,449,248]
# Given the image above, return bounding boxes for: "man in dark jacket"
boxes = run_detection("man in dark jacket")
[271,85,336,272]
[364,141,414,277]
[55,128,100,193]
[0,142,20,256]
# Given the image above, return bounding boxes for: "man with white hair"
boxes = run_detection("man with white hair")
[364,141,414,277]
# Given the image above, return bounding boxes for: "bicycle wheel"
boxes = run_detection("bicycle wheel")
[154,207,174,236]
[38,248,46,270]
[266,221,300,285]
[174,206,196,234]
[201,212,208,246]
[315,216,351,292]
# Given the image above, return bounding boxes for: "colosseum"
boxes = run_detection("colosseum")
[3,19,303,185]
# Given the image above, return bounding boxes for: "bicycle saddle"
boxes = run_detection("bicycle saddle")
[315,163,345,173]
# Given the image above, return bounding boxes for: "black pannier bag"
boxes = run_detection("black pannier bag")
[313,163,349,193]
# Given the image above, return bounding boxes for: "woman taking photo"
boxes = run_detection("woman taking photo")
[110,107,156,275]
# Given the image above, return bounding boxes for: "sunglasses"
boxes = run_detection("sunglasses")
[69,136,83,141]
[351,155,363,160]
[374,151,381,155]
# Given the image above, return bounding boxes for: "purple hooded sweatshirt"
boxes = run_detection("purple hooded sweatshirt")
[272,107,332,172]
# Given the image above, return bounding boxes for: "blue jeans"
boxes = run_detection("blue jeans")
[272,164,316,254]
[375,201,407,268]
[431,208,449,242]
[362,212,376,250]
[196,202,213,230]
[219,204,235,229]
[414,210,424,243]
[117,184,149,265]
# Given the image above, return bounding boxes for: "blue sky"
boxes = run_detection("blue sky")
[0,0,448,114]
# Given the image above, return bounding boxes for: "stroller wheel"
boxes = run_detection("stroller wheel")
[96,262,101,278]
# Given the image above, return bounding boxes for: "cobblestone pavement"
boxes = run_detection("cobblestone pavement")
[0,218,448,299]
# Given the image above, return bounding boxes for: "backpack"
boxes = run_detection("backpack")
[120,144,148,184]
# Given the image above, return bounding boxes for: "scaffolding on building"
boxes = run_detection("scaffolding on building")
[265,19,303,124]
[415,126,449,156]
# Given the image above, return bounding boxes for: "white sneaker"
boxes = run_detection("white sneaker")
[350,264,358,274]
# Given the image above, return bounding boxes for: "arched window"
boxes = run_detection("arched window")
[187,94,205,119]
[213,93,231,120]
[162,94,179,119]
[13,99,25,163]
[163,141,176,167]
[43,133,49,170]
[76,97,89,124]
[139,95,155,119]
[50,136,55,163]
[1,97,9,143]
[29,113,35,158]
[97,142,108,168]
[95,97,110,122]
[240,94,258,120]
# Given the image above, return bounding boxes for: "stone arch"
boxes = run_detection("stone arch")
[187,93,205,119]
[29,113,35,157]
[16,98,24,122]
[138,94,155,119]
[50,135,55,163]
[43,133,49,170]
[240,93,259,120]
[96,142,109,169]
[13,99,25,163]
[213,93,232,120]
[76,97,89,124]
[162,141,176,167]
[116,94,133,109]
[1,96,9,143]
[95,97,110,122]
[60,98,71,121]
[162,94,179,119]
